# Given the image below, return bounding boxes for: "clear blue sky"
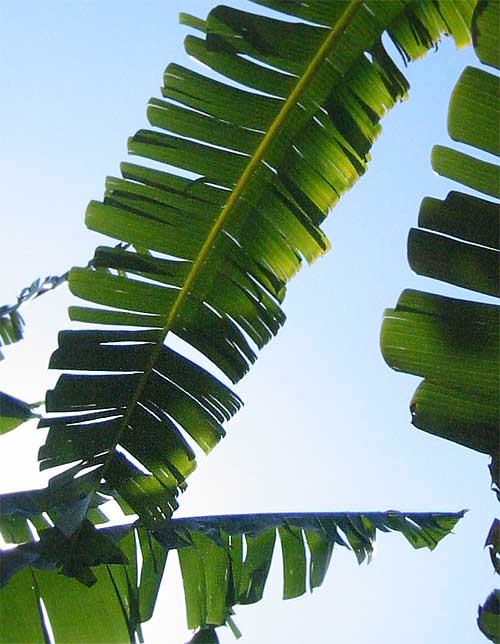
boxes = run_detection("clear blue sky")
[0,2,496,643]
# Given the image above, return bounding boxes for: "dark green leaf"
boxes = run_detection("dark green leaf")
[34,566,134,644]
[279,524,306,599]
[382,290,499,394]
[0,469,108,543]
[137,528,168,622]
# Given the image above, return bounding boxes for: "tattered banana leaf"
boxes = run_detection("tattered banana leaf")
[0,391,39,435]
[0,510,464,642]
[381,0,499,458]
[40,0,476,529]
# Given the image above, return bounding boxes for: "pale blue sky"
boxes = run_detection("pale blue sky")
[0,2,496,643]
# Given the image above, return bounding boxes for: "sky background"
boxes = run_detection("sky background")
[0,2,497,643]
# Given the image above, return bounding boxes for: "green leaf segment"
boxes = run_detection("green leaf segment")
[39,0,476,530]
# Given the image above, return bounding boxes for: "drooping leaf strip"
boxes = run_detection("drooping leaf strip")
[381,0,499,458]
[42,1,475,526]
[0,510,465,641]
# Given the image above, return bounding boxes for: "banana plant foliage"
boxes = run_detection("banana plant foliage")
[0,0,478,641]
[380,0,499,477]
[380,1,499,640]
[0,508,465,642]
[39,0,476,529]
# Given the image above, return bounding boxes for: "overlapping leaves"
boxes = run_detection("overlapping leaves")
[41,0,476,527]
[0,510,464,642]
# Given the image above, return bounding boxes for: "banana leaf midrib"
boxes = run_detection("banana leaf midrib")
[95,0,364,485]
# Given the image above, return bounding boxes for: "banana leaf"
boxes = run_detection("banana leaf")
[40,0,476,529]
